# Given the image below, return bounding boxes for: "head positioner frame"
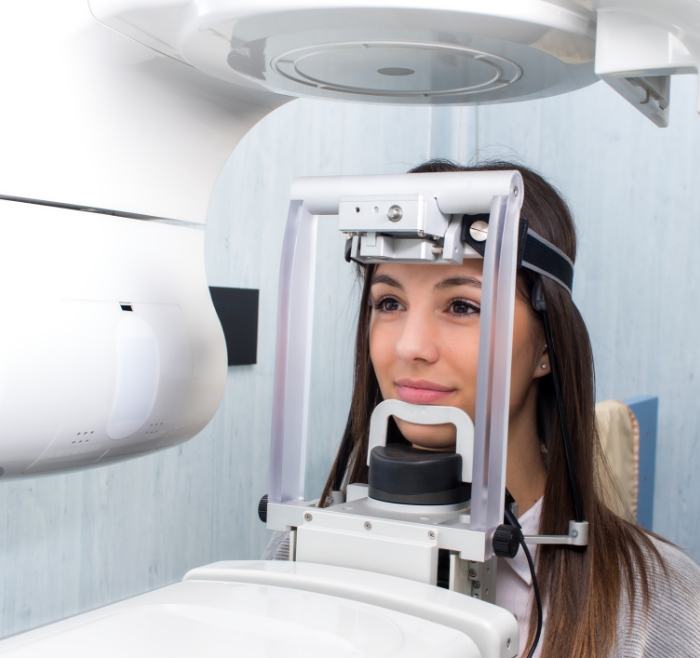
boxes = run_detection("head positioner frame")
[266,171,586,560]
[269,171,520,538]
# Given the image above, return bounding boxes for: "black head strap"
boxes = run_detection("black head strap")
[461,214,574,295]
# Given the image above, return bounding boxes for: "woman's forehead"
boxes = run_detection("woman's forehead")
[373,260,483,284]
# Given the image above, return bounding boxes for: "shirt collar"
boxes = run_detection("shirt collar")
[502,496,543,586]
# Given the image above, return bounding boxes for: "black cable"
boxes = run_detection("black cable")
[504,505,543,658]
[520,538,543,658]
[531,278,584,523]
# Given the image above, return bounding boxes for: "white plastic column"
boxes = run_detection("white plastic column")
[0,0,286,223]
[469,191,523,535]
[269,202,319,503]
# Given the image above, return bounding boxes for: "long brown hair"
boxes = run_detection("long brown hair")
[320,159,663,657]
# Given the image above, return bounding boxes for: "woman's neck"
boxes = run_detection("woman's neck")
[506,391,547,515]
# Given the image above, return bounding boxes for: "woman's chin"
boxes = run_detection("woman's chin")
[396,420,456,452]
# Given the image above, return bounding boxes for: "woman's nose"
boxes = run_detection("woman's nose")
[395,312,439,364]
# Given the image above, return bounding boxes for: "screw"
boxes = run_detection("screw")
[469,220,489,242]
[303,512,313,522]
[387,205,403,222]
[364,521,372,531]
[473,580,481,589]
[571,529,579,538]
[468,568,477,578]
[428,530,436,540]
[513,187,519,197]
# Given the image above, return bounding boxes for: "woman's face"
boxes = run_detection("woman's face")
[368,260,548,450]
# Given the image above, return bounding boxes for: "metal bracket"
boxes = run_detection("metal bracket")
[523,520,589,547]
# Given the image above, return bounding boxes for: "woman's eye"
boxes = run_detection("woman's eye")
[449,299,480,316]
[373,297,402,313]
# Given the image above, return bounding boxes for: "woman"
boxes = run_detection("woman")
[314,160,700,657]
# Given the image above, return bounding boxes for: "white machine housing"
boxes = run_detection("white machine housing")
[0,200,226,476]
[0,0,286,474]
[0,561,519,658]
[90,0,700,128]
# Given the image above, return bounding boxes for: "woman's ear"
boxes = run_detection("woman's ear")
[532,343,549,379]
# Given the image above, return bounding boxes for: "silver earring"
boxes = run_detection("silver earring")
[540,363,548,370]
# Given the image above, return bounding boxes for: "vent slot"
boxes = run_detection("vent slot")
[72,430,95,445]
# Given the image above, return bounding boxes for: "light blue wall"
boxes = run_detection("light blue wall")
[431,77,700,560]
[0,99,437,638]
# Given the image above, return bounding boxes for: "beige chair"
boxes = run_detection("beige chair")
[596,399,644,522]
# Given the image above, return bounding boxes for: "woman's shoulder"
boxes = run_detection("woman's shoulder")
[643,534,700,602]
[615,534,700,657]
[649,534,700,578]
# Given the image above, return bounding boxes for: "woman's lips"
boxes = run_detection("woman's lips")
[394,379,456,405]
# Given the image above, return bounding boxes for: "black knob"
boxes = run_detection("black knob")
[492,524,522,558]
[258,494,268,523]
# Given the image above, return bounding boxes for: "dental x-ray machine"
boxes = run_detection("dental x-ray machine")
[1,1,699,657]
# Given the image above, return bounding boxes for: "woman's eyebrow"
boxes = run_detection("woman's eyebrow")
[435,276,482,290]
[370,273,404,289]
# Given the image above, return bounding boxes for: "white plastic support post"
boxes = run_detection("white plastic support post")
[469,181,523,538]
[269,201,319,503]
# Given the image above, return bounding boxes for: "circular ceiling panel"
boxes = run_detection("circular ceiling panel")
[271,42,523,99]
[179,1,598,105]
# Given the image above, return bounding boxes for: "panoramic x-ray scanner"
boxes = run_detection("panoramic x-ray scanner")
[0,1,699,656]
